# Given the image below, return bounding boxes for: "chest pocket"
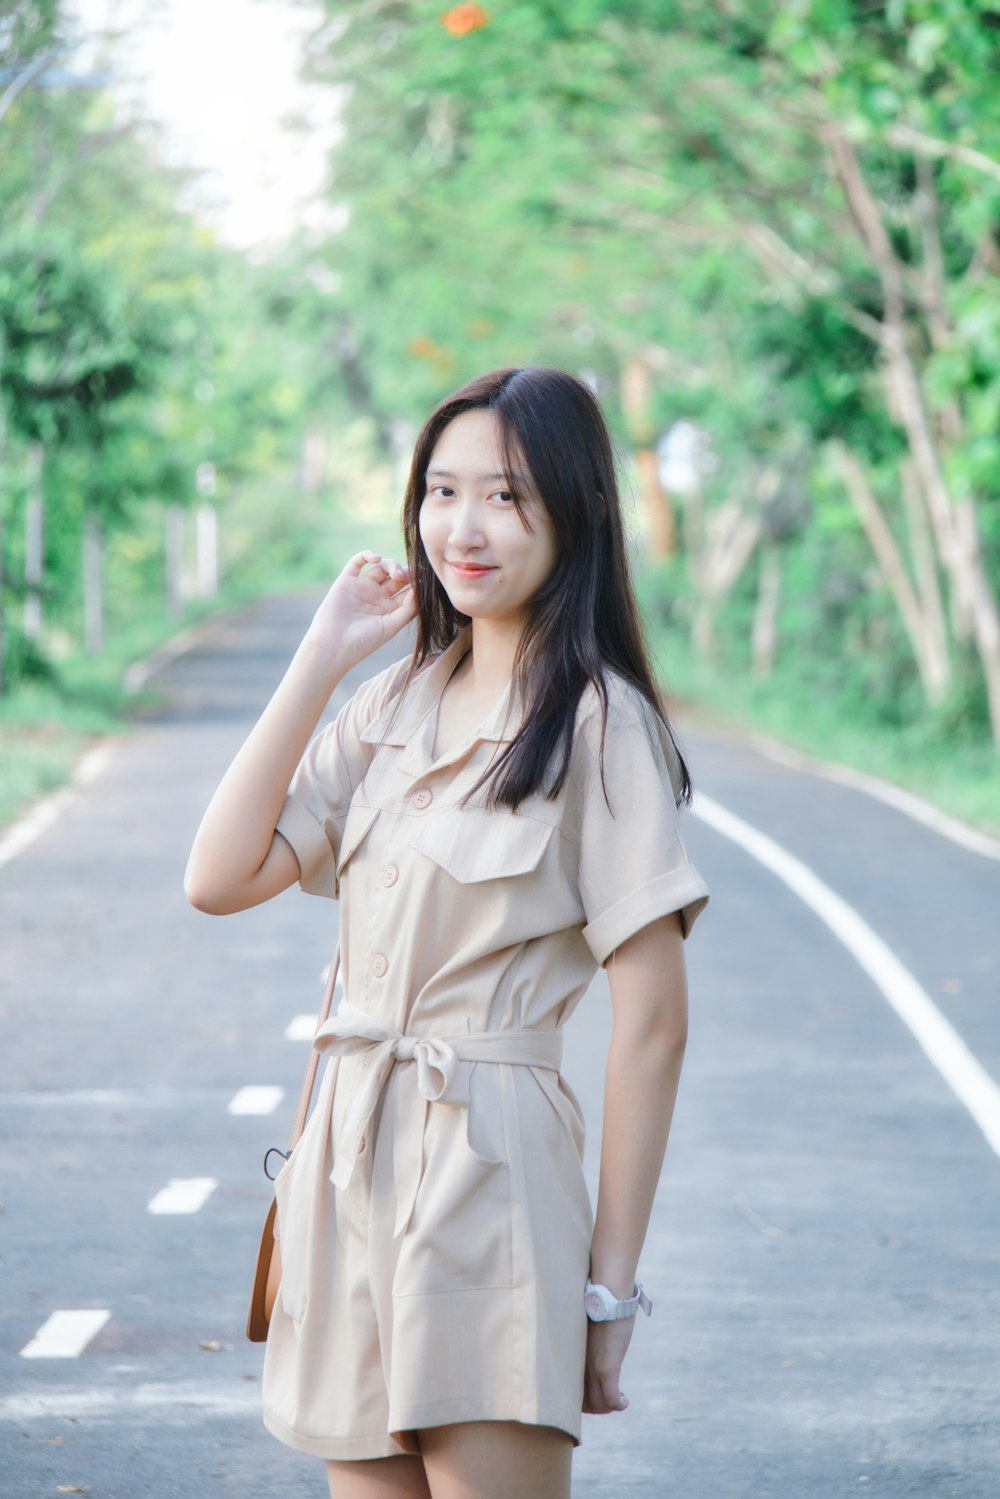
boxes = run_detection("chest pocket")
[412,808,554,884]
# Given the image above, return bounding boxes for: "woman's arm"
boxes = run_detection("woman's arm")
[183,637,350,914]
[184,550,415,916]
[584,908,688,1415]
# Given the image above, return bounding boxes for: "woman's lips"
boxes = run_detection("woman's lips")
[448,561,497,578]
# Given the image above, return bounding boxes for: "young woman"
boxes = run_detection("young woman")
[185,365,710,1499]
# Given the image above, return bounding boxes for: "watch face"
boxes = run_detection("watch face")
[584,1291,606,1320]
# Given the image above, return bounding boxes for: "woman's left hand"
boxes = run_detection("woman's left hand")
[582,1316,637,1414]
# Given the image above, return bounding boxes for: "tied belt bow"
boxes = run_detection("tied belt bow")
[313,1002,563,1237]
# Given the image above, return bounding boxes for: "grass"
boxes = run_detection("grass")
[3,492,999,845]
[0,489,405,832]
[647,616,1000,841]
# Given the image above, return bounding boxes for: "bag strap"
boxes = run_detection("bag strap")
[287,941,341,1150]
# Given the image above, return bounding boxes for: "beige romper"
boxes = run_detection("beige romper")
[261,623,711,1460]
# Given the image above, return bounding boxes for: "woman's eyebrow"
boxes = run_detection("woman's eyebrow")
[426,468,529,482]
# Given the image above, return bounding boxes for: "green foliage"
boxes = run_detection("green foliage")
[0,0,331,694]
[288,0,1000,761]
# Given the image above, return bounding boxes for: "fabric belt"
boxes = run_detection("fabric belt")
[313,1001,563,1237]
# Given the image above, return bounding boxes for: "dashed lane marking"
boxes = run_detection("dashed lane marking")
[0,1087,237,1108]
[0,1379,258,1421]
[19,1309,111,1359]
[226,1085,284,1116]
[286,975,341,1038]
[147,1177,218,1214]
[691,791,1000,1159]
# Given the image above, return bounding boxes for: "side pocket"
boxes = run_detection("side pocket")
[272,1148,307,1324]
[271,1059,341,1325]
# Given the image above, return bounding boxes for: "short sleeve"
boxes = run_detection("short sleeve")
[275,657,406,899]
[573,684,710,966]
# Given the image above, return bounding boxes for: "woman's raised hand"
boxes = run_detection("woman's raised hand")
[302,550,418,670]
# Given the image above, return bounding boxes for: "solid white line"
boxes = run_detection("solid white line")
[285,1014,318,1041]
[743,730,1000,861]
[690,790,1000,1158]
[0,743,116,869]
[147,1177,218,1215]
[20,1309,111,1359]
[226,1085,284,1116]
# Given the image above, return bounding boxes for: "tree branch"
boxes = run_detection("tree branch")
[884,123,1000,188]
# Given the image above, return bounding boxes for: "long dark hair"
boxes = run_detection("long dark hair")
[390,366,693,812]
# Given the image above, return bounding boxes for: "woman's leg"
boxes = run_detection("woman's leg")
[419,1421,573,1499]
[325,1455,432,1499]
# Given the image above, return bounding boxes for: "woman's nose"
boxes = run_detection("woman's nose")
[447,501,487,549]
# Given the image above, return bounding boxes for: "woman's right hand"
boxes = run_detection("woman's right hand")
[302,549,418,670]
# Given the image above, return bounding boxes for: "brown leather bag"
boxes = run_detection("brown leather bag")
[246,942,341,1343]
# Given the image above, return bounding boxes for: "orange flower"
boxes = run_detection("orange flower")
[407,336,455,372]
[440,4,489,37]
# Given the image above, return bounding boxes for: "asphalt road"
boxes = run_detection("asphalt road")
[2,590,998,1499]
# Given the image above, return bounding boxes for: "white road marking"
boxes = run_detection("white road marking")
[226,1085,284,1116]
[0,1087,235,1108]
[0,744,116,869]
[20,1309,111,1359]
[743,731,1000,860]
[287,976,341,1037]
[147,1177,218,1215]
[0,1379,258,1421]
[285,1014,318,1040]
[691,791,1000,1158]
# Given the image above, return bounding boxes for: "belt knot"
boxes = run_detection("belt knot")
[312,1002,563,1239]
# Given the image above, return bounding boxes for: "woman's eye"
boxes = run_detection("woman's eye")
[492,490,515,505]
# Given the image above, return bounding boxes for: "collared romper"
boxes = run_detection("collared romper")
[261,623,711,1460]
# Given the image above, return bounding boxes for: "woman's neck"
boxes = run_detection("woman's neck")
[464,617,523,698]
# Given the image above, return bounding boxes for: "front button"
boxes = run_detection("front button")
[372,953,388,978]
[411,787,433,810]
[382,864,399,887]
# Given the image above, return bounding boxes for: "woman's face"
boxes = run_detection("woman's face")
[419,407,559,628]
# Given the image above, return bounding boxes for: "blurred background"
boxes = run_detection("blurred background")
[2,0,999,836]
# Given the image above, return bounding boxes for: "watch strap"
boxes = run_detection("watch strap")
[585,1279,653,1320]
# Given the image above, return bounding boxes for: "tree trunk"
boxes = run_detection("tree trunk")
[635,446,676,558]
[899,456,950,697]
[0,324,5,695]
[881,326,1000,742]
[24,441,43,639]
[196,503,217,598]
[825,125,1000,750]
[166,504,184,619]
[833,442,949,705]
[752,546,781,678]
[690,492,762,656]
[83,508,103,654]
[620,356,676,559]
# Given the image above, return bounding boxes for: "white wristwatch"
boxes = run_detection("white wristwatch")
[584,1279,653,1322]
